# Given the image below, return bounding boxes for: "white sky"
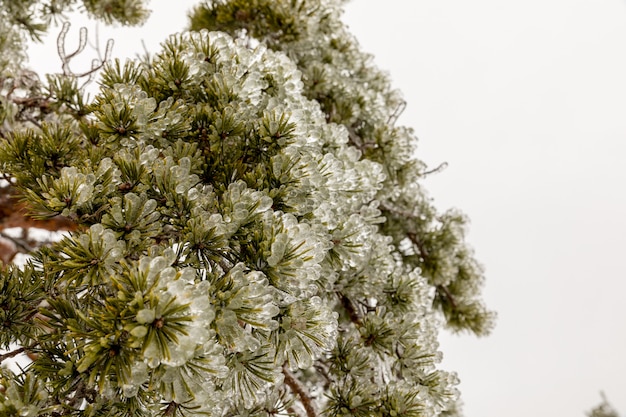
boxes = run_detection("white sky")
[342,2,626,416]
[26,1,626,416]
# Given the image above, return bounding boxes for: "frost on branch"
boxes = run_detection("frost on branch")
[190,0,496,338]
[0,1,493,416]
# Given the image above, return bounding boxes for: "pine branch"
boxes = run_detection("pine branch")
[282,364,317,417]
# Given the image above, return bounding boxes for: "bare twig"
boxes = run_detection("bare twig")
[58,22,88,75]
[56,22,114,83]
[74,39,113,80]
[22,115,43,129]
[420,161,448,177]
[0,342,39,364]
[0,230,34,253]
[0,347,27,364]
[386,100,406,126]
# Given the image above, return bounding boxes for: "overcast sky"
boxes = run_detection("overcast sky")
[27,1,626,416]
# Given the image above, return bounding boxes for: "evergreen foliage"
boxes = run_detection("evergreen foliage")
[587,394,621,417]
[0,1,496,416]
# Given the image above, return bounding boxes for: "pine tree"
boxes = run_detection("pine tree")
[0,1,495,416]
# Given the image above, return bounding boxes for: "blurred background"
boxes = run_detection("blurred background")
[24,1,626,416]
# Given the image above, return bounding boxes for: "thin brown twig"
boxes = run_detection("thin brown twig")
[436,284,457,310]
[337,292,362,325]
[282,364,317,417]
[0,342,39,364]
[0,230,34,253]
